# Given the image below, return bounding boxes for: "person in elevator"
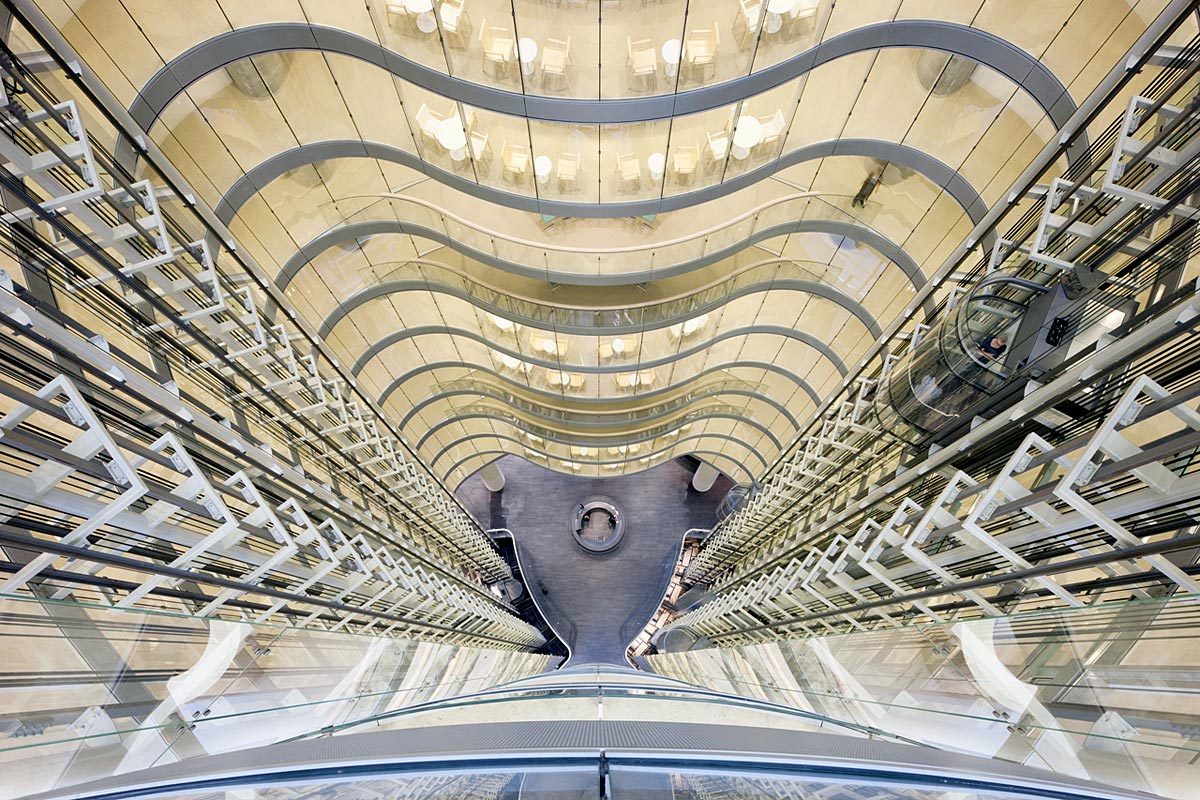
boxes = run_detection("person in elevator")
[977,334,1008,361]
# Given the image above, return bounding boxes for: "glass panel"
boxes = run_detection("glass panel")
[0,597,551,799]
[649,596,1200,800]
[123,769,599,800]
[611,765,1066,799]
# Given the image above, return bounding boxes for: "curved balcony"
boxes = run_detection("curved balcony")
[409,376,796,429]
[329,253,886,338]
[441,431,762,485]
[379,359,824,432]
[130,30,1072,220]
[284,191,922,289]
[92,3,1094,123]
[427,400,773,449]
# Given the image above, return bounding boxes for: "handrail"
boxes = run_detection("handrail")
[280,186,922,290]
[377,191,829,255]
[295,190,875,283]
[424,377,776,425]
[310,680,929,748]
[365,256,831,312]
[340,257,880,345]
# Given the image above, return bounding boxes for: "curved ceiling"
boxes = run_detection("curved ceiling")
[37,0,1169,483]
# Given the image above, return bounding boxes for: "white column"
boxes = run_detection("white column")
[480,461,506,493]
[691,461,720,493]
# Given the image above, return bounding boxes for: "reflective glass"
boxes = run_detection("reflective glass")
[37,762,1140,800]
[0,597,551,799]
[650,596,1200,800]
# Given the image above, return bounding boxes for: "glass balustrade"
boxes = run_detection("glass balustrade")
[40,0,1159,103]
[338,192,863,282]
[7,593,1192,800]
[23,761,1136,800]
[649,594,1200,800]
[0,596,552,800]
[362,257,835,331]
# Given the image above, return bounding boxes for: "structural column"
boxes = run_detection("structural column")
[692,461,721,493]
[480,461,506,493]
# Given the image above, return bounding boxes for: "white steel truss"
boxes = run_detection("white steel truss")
[0,56,510,586]
[0,48,540,650]
[674,308,1200,646]
[676,63,1200,644]
[0,368,542,648]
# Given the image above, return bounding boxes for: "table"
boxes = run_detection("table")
[534,155,552,186]
[661,39,683,78]
[731,115,763,159]
[416,10,437,33]
[647,151,665,181]
[518,37,538,77]
[765,0,798,34]
[436,117,468,161]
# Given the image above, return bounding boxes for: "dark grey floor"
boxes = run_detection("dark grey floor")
[457,456,732,666]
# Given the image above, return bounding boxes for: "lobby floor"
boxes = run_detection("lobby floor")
[457,456,732,666]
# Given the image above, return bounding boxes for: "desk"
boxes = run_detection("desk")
[437,117,468,161]
[534,155,552,186]
[662,39,683,77]
[647,152,665,181]
[731,115,762,159]
[518,37,538,76]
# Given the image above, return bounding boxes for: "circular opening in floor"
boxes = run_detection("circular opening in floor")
[571,499,626,553]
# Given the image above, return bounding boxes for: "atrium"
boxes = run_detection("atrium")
[0,0,1198,798]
